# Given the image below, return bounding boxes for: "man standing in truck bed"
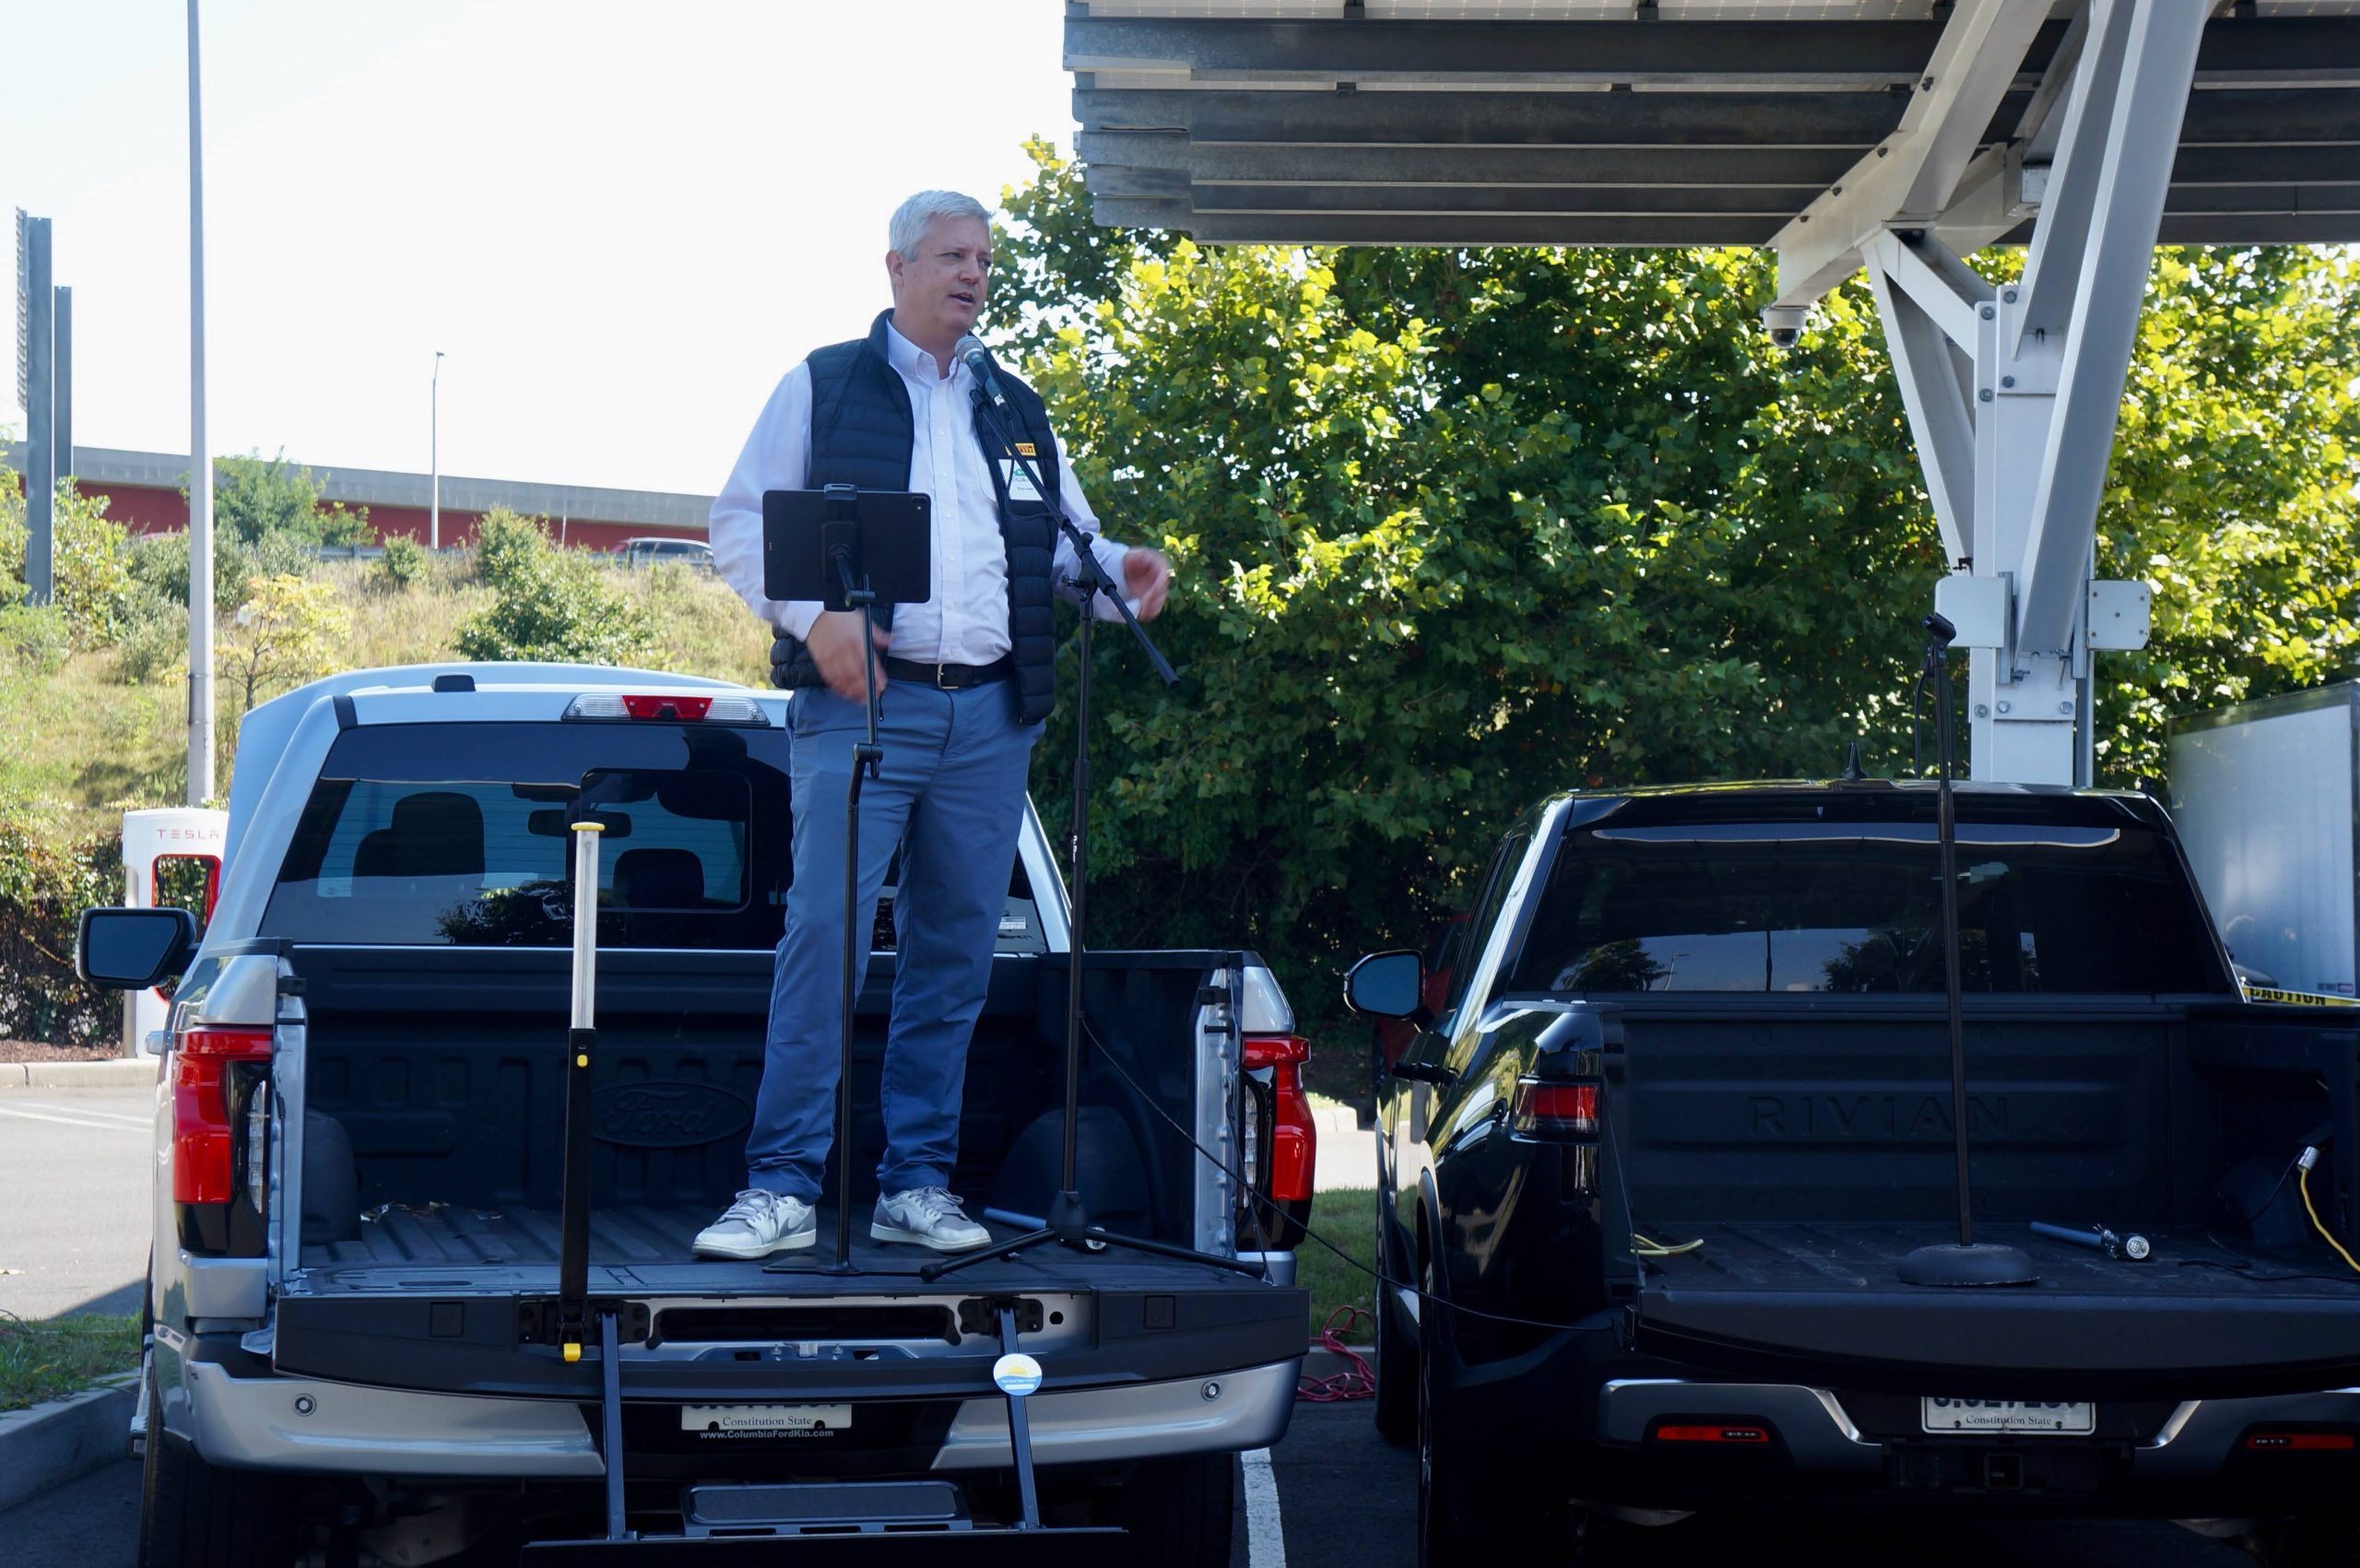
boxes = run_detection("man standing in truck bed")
[701,189,1172,1257]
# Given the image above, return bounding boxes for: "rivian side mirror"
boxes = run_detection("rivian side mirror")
[1345,949,1427,1021]
[77,906,198,990]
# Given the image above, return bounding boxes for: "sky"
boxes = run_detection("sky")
[0,1,1081,498]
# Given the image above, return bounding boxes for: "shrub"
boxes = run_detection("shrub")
[114,595,190,684]
[373,534,428,592]
[0,604,71,678]
[473,508,552,590]
[130,529,252,617]
[0,796,117,1045]
[0,471,137,646]
[456,546,654,666]
[319,501,372,549]
[241,528,317,584]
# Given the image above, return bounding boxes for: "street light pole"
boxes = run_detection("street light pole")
[431,350,443,549]
[185,0,215,806]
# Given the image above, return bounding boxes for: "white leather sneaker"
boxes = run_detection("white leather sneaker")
[693,1189,815,1259]
[871,1186,993,1253]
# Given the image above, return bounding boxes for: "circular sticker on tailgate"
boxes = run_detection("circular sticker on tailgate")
[992,1352,1044,1397]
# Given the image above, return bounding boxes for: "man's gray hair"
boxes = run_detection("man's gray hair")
[890,190,991,259]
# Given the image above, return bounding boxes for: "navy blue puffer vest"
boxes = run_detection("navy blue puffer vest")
[768,309,1063,725]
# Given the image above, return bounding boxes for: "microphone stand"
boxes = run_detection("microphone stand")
[1898,611,2036,1288]
[923,374,1260,1284]
[823,490,885,1275]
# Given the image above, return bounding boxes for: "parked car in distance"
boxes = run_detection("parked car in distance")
[616,536,715,571]
[1351,778,2360,1567]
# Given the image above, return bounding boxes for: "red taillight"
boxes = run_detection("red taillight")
[622,694,713,722]
[1245,1033,1315,1205]
[2246,1432,2358,1452]
[1654,1423,1771,1444]
[1513,1079,1599,1137]
[1242,1033,1308,1069]
[171,1027,271,1206]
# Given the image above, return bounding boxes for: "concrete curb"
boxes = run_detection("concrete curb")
[0,1059,156,1090]
[1311,1104,1364,1138]
[0,1373,137,1514]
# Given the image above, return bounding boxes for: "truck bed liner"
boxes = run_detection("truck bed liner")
[1644,1221,2360,1299]
[299,1200,1257,1297]
[1634,1221,2360,1393]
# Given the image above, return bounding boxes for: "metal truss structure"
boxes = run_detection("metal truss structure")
[1060,0,2360,784]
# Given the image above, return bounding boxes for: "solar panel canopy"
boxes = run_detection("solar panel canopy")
[1064,0,2360,248]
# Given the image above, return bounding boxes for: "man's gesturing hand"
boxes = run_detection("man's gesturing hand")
[804,610,891,701]
[1125,548,1174,621]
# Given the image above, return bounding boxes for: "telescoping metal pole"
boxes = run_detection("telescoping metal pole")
[559,821,604,1362]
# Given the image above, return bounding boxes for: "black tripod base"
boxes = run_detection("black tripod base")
[917,1191,1267,1283]
[1899,1242,2039,1288]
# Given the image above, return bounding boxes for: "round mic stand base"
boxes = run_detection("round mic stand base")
[1898,1242,2039,1288]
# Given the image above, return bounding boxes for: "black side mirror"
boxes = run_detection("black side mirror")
[77,906,198,990]
[1345,949,1427,1020]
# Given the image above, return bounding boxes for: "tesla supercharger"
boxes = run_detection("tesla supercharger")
[119,807,227,1055]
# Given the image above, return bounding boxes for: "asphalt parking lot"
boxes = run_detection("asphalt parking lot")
[0,1398,2261,1568]
[0,1086,152,1320]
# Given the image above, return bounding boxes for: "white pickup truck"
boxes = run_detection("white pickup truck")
[78,662,1314,1566]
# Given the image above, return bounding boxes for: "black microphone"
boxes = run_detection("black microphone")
[953,335,1009,409]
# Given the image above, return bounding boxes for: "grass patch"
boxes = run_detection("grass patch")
[0,1313,141,1413]
[1297,1186,1378,1342]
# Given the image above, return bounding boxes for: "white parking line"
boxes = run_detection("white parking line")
[0,1105,148,1132]
[1242,1446,1286,1568]
[10,1099,149,1126]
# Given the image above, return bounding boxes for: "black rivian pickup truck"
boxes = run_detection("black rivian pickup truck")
[1348,781,2360,1568]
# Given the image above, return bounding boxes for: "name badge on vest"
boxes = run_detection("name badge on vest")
[999,451,1044,504]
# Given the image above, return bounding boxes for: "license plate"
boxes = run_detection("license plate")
[680,1403,852,1436]
[1921,1398,2094,1434]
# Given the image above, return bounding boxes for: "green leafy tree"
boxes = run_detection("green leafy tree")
[195,452,371,548]
[992,140,2360,1022]
[217,573,353,712]
[2093,247,2360,780]
[1,466,139,645]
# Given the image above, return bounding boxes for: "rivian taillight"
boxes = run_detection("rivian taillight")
[1511,1079,1599,1138]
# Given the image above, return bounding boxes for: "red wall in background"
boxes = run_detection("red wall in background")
[80,479,190,533]
[68,480,702,552]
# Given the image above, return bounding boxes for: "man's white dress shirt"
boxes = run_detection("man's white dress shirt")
[711,319,1133,664]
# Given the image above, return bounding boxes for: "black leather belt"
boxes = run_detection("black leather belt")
[883,655,1014,690]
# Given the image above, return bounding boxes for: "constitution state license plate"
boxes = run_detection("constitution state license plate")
[680,1403,852,1436]
[1922,1398,2094,1434]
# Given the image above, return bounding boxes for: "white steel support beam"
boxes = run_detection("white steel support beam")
[1786,0,2196,786]
[2012,0,2206,662]
[1862,230,1988,568]
[1769,0,2052,312]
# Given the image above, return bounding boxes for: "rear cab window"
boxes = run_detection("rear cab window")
[259,720,1045,952]
[1509,792,2230,996]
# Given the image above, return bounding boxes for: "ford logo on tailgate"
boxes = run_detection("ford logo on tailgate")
[594,1083,754,1149]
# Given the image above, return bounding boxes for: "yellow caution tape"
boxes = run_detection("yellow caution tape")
[2244,984,2360,1008]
